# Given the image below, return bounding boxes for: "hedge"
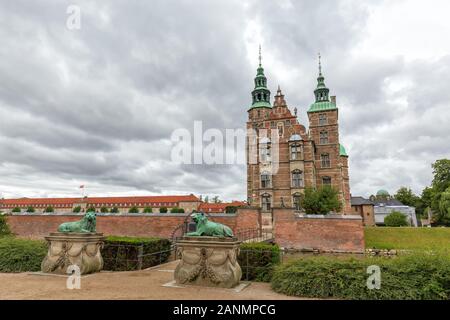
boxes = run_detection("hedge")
[0,237,47,272]
[102,236,171,271]
[238,242,281,282]
[271,253,450,300]
[0,216,11,236]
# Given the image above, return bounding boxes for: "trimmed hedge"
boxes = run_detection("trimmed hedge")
[102,236,171,271]
[238,243,281,282]
[271,253,450,300]
[0,237,47,272]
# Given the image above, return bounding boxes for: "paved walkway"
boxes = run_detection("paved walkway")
[0,261,306,300]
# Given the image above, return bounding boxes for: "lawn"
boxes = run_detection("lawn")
[365,227,450,251]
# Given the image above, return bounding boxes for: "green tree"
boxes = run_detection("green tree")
[72,206,81,213]
[159,207,168,213]
[26,206,35,213]
[432,159,450,192]
[0,215,11,236]
[44,206,54,213]
[301,187,342,215]
[384,211,409,227]
[394,187,420,207]
[12,207,21,213]
[143,207,153,213]
[225,206,238,214]
[110,207,119,213]
[212,196,222,204]
[129,206,139,213]
[100,207,109,213]
[86,206,96,213]
[437,187,450,226]
[204,196,209,203]
[170,207,185,213]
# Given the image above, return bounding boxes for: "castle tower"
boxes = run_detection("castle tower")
[306,54,351,213]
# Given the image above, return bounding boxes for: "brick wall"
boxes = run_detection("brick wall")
[6,207,261,240]
[273,208,365,253]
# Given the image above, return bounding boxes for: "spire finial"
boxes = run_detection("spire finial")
[318,52,322,75]
[259,44,262,67]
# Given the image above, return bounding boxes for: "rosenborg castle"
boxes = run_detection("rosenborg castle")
[0,54,351,215]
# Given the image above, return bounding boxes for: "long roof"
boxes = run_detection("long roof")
[0,194,200,207]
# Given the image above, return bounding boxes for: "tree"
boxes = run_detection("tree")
[212,196,222,204]
[225,206,238,214]
[384,211,409,227]
[44,206,54,213]
[110,207,119,213]
[204,196,209,203]
[394,187,420,207]
[72,206,81,213]
[159,207,168,213]
[437,187,450,226]
[301,187,342,215]
[143,207,153,213]
[100,207,109,213]
[170,207,185,213]
[0,215,11,236]
[86,206,96,213]
[129,206,139,213]
[12,207,21,213]
[26,206,35,213]
[431,159,450,192]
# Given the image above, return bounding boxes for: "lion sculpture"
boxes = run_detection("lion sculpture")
[57,211,97,233]
[186,212,233,238]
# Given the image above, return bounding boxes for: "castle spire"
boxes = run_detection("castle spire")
[314,53,330,103]
[248,45,271,110]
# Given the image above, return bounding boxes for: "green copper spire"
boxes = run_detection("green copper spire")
[308,53,337,113]
[249,45,271,110]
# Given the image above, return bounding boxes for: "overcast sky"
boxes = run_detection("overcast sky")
[1,0,449,201]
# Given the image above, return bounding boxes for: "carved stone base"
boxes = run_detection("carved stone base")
[174,236,242,288]
[41,232,105,275]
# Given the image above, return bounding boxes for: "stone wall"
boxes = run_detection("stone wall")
[273,208,365,253]
[6,207,261,239]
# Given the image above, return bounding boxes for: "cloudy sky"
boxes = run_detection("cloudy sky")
[1,0,449,201]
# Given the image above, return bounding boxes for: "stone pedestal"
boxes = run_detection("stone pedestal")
[41,232,105,275]
[174,236,242,288]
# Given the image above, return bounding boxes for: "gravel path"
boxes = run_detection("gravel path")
[0,261,306,300]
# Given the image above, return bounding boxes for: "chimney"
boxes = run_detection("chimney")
[330,96,336,104]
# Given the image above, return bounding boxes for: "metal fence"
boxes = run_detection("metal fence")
[235,228,273,243]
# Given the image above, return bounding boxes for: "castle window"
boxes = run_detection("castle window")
[292,170,304,188]
[277,123,284,137]
[290,144,303,160]
[320,131,328,144]
[322,176,332,186]
[260,144,271,163]
[261,173,271,189]
[257,110,261,118]
[261,194,271,212]
[257,93,261,101]
[319,114,327,125]
[321,154,331,168]
[293,193,302,211]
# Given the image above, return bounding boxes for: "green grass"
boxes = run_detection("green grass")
[365,227,450,251]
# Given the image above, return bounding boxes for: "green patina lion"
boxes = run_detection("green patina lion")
[186,212,233,238]
[57,211,97,233]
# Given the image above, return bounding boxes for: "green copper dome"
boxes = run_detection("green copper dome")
[339,144,348,157]
[308,101,337,113]
[248,46,271,111]
[376,189,390,196]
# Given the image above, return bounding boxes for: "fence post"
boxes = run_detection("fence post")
[137,244,143,270]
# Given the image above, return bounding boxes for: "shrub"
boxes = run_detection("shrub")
[86,206,96,213]
[225,206,238,214]
[100,207,109,213]
[143,207,153,213]
[12,207,21,213]
[384,211,409,227]
[26,206,35,213]
[102,236,171,271]
[129,206,139,213]
[302,186,342,215]
[72,206,81,213]
[159,207,168,213]
[238,243,281,282]
[271,253,450,300]
[44,206,54,213]
[110,207,119,213]
[0,216,11,236]
[0,237,47,272]
[170,207,185,213]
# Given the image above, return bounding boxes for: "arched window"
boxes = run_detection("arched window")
[261,173,271,188]
[261,194,271,212]
[292,170,304,188]
[320,131,328,144]
[321,154,330,168]
[293,193,303,211]
[322,176,332,186]
[290,144,303,160]
[257,93,261,101]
